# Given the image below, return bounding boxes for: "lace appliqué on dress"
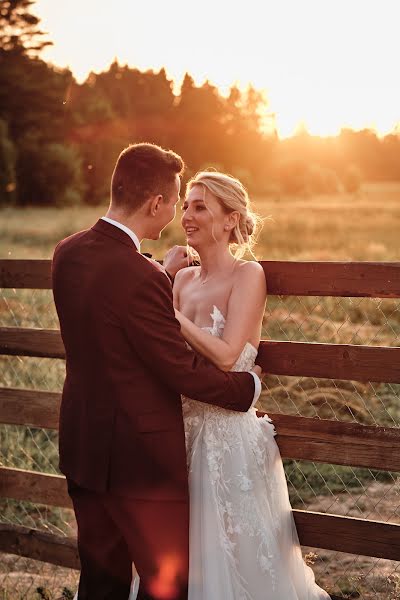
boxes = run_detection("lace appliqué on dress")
[182,305,280,595]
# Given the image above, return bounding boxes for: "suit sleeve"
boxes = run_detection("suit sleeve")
[124,269,255,412]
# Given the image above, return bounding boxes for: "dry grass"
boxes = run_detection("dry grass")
[1,182,399,261]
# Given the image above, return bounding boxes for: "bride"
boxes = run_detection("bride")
[129,170,331,599]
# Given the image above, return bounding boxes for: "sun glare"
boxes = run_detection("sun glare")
[35,0,400,139]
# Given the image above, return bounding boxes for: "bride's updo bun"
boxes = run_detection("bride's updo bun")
[243,214,256,241]
[186,170,263,258]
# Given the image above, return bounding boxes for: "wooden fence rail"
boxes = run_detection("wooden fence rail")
[1,259,400,297]
[1,327,400,382]
[1,258,400,575]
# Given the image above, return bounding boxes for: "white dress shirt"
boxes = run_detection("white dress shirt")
[101,216,141,251]
[100,216,261,408]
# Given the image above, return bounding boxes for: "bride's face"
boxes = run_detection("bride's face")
[181,184,228,250]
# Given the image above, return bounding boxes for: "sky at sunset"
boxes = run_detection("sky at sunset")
[35,0,400,138]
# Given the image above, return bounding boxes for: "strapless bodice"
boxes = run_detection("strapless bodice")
[199,304,258,372]
[181,304,259,419]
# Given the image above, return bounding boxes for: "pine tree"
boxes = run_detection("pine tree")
[0,0,52,56]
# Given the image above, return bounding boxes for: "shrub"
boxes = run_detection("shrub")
[16,138,85,205]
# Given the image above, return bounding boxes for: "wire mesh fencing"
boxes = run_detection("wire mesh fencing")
[0,286,399,599]
[260,294,400,600]
[0,287,76,599]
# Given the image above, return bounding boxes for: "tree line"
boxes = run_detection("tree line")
[1,0,400,207]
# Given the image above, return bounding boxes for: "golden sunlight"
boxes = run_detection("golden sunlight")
[35,0,399,138]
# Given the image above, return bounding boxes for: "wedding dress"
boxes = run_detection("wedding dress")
[127,305,331,600]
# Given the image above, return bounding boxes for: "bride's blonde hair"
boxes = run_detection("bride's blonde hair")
[186,170,265,259]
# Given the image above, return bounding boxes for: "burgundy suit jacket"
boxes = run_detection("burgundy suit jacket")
[52,219,255,501]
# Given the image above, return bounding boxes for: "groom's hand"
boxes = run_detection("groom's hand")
[251,365,264,380]
[163,245,193,280]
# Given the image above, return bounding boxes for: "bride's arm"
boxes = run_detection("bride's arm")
[175,262,267,371]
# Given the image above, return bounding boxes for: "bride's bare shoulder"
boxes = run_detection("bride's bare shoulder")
[173,266,198,289]
[235,259,265,276]
[233,260,267,292]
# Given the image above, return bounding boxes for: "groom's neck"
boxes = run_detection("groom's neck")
[104,209,144,243]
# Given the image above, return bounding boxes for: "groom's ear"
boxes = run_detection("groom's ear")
[148,194,164,217]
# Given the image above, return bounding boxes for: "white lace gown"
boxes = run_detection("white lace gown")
[127,304,331,600]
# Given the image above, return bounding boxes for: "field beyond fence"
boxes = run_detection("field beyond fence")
[1,187,400,599]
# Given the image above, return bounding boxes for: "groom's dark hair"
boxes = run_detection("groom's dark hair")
[111,143,184,211]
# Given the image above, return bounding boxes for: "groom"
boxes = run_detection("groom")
[52,143,262,600]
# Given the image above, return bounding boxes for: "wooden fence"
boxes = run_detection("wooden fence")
[1,258,400,577]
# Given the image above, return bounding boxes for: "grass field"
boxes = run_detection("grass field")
[0,183,399,598]
[1,182,399,261]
